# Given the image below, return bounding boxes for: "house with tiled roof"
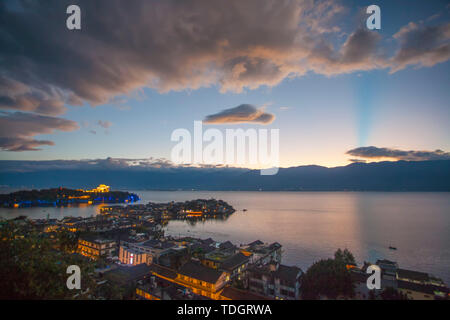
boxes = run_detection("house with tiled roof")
[248,262,302,300]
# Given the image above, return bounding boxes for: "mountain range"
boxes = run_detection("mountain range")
[1,159,449,191]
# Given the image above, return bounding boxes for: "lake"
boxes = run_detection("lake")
[1,191,449,284]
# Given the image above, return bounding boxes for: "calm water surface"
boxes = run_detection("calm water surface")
[1,191,449,284]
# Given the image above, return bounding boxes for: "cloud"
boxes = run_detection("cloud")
[0,156,247,173]
[390,21,450,72]
[346,146,450,161]
[0,111,79,151]
[0,0,448,117]
[0,77,67,116]
[0,157,179,172]
[0,1,448,151]
[0,137,54,152]
[348,158,367,163]
[204,104,275,124]
[97,120,112,129]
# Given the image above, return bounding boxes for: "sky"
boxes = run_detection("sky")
[0,0,449,168]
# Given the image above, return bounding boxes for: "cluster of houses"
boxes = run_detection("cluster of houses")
[29,198,234,238]
[6,197,448,300]
[350,259,449,300]
[100,198,235,222]
[78,230,303,300]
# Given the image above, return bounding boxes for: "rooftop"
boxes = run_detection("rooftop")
[105,263,151,284]
[219,241,235,250]
[397,268,429,282]
[142,239,176,250]
[204,250,234,262]
[249,263,302,286]
[220,286,270,300]
[178,262,224,284]
[397,280,434,295]
[274,264,302,284]
[79,235,115,244]
[220,253,250,271]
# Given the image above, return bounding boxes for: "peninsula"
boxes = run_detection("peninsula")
[0,184,139,208]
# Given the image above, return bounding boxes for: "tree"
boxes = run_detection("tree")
[0,220,97,299]
[334,248,355,265]
[301,249,356,300]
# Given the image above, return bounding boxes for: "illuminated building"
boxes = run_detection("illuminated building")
[218,286,270,300]
[201,250,249,279]
[77,236,117,259]
[119,245,152,266]
[186,211,203,218]
[121,239,177,264]
[85,184,110,193]
[146,262,229,300]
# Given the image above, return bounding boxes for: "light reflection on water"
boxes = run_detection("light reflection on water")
[1,191,449,284]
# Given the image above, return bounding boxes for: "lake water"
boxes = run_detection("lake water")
[1,191,449,284]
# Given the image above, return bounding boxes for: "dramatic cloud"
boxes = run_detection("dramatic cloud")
[1,0,448,116]
[0,112,79,151]
[390,22,450,72]
[204,104,275,124]
[0,1,449,151]
[346,146,450,161]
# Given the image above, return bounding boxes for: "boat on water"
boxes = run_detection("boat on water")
[389,246,397,250]
[243,209,247,212]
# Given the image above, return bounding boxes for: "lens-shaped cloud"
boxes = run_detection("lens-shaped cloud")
[204,104,275,124]
[347,146,450,161]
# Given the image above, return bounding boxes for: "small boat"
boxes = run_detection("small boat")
[389,246,397,250]
[242,209,247,212]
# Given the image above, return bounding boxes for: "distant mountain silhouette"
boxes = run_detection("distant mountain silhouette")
[1,160,449,191]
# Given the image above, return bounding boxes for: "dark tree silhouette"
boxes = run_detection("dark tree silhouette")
[301,249,355,300]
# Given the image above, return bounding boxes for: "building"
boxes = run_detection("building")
[85,184,110,193]
[397,268,430,285]
[119,245,152,266]
[104,263,152,286]
[147,262,229,300]
[77,236,116,259]
[176,261,229,299]
[136,275,207,300]
[376,259,398,289]
[219,286,270,300]
[201,249,235,269]
[123,239,177,262]
[219,253,250,281]
[397,280,435,300]
[396,268,448,300]
[240,241,282,266]
[248,262,302,300]
[158,247,190,270]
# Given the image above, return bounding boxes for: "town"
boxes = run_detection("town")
[0,195,448,300]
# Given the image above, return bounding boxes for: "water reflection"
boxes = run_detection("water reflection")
[1,191,448,283]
